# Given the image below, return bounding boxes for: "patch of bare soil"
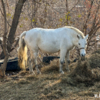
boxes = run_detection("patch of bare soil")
[0,53,100,100]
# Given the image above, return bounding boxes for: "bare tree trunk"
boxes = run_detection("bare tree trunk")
[0,0,9,77]
[7,0,26,53]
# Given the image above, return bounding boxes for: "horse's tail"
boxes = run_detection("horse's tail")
[18,31,27,70]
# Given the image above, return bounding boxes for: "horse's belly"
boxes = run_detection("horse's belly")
[37,32,61,53]
[38,43,59,53]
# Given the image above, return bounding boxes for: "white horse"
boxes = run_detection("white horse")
[18,26,88,74]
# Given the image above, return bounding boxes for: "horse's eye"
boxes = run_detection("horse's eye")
[78,43,80,45]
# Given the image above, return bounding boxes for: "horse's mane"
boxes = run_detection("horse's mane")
[64,26,84,38]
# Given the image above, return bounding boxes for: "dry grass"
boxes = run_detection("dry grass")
[68,59,96,86]
[1,52,100,100]
[89,53,100,68]
[92,49,100,54]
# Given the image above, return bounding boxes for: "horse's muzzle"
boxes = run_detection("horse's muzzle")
[80,53,86,57]
[80,48,86,57]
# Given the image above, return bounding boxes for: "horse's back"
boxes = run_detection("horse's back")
[24,28,64,53]
[24,27,75,53]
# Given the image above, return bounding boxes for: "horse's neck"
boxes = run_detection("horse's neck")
[72,36,78,46]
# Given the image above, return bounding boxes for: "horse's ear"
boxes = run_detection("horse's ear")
[77,35,80,39]
[85,34,88,40]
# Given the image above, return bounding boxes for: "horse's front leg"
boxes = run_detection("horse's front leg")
[65,51,70,72]
[59,49,66,74]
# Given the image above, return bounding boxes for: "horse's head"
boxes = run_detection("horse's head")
[76,34,88,57]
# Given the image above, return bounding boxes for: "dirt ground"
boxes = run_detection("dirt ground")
[1,56,100,100]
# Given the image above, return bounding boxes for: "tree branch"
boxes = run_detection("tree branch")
[82,0,94,35]
[0,7,11,27]
[0,0,9,77]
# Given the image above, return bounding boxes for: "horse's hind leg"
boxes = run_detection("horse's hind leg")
[29,50,34,74]
[33,51,41,74]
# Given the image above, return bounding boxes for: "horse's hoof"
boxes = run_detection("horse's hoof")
[68,70,70,72]
[66,68,70,72]
[67,69,70,72]
[60,71,64,74]
[37,71,41,75]
[68,60,70,64]
[29,71,35,75]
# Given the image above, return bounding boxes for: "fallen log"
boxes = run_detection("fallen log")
[0,57,21,71]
